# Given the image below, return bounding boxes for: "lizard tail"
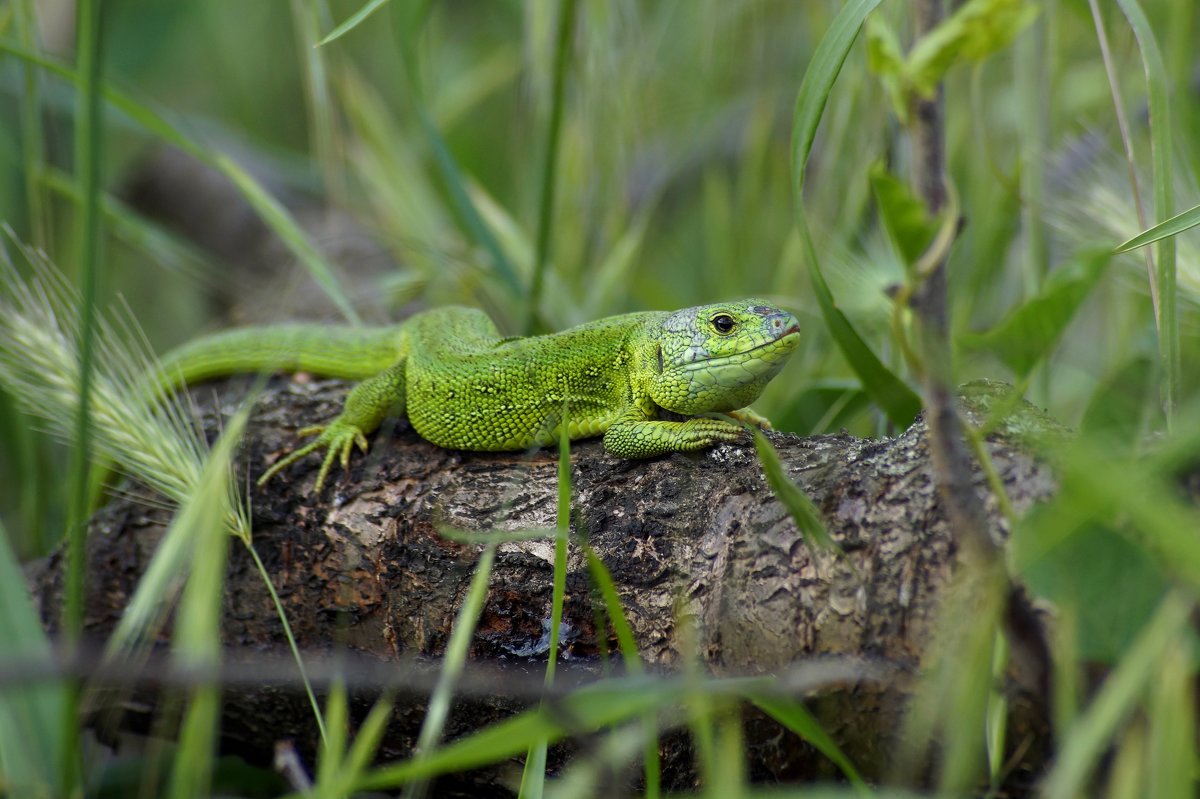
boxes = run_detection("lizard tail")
[154,324,405,393]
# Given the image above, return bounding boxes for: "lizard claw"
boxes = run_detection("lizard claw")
[258,419,371,492]
[726,407,773,430]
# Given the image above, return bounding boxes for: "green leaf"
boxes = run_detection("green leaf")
[1013,515,1168,663]
[865,18,910,122]
[1115,201,1200,253]
[1030,437,1200,597]
[870,164,938,268]
[961,249,1111,376]
[790,0,921,429]
[1079,356,1154,446]
[802,229,922,428]
[907,0,1039,96]
[752,430,838,553]
[791,0,884,196]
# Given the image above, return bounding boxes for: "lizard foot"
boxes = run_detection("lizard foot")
[258,419,370,492]
[671,417,743,450]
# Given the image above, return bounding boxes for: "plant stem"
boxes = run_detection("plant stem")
[66,0,105,643]
[63,0,106,792]
[908,0,993,565]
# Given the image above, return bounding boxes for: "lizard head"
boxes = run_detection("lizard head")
[645,299,801,415]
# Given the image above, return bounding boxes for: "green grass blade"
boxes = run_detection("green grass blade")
[319,0,390,46]
[416,100,524,300]
[800,217,922,428]
[1114,0,1177,425]
[291,0,340,199]
[582,547,641,674]
[359,682,665,791]
[519,411,573,799]
[583,544,660,798]
[1040,591,1193,799]
[752,430,838,553]
[748,694,867,792]
[0,518,68,798]
[791,0,885,194]
[315,675,349,793]
[1147,640,1193,799]
[0,40,361,326]
[13,0,48,247]
[790,0,920,428]
[215,153,359,324]
[1115,201,1200,254]
[166,404,246,799]
[405,541,498,796]
[60,12,105,786]
[710,709,747,797]
[526,0,578,333]
[330,693,396,794]
[247,545,328,746]
[394,6,524,300]
[519,745,548,799]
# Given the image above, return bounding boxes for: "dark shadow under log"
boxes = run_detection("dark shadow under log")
[29,377,1061,794]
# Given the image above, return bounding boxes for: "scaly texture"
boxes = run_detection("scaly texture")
[157,300,801,490]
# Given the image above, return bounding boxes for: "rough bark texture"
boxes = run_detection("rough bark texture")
[30,378,1061,794]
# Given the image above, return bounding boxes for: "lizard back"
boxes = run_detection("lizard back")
[404,307,663,450]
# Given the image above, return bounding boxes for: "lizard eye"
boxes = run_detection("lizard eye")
[710,314,736,335]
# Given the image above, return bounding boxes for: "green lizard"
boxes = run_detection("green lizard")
[156,299,801,491]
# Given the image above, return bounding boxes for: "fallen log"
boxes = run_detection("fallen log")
[29,377,1060,793]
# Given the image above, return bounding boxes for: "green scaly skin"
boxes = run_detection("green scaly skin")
[156,300,801,491]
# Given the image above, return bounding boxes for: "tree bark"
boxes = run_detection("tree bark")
[29,377,1060,793]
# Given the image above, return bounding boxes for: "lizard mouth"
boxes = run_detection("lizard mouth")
[679,323,801,371]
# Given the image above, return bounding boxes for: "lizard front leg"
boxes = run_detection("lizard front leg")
[602,404,742,458]
[259,361,406,491]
